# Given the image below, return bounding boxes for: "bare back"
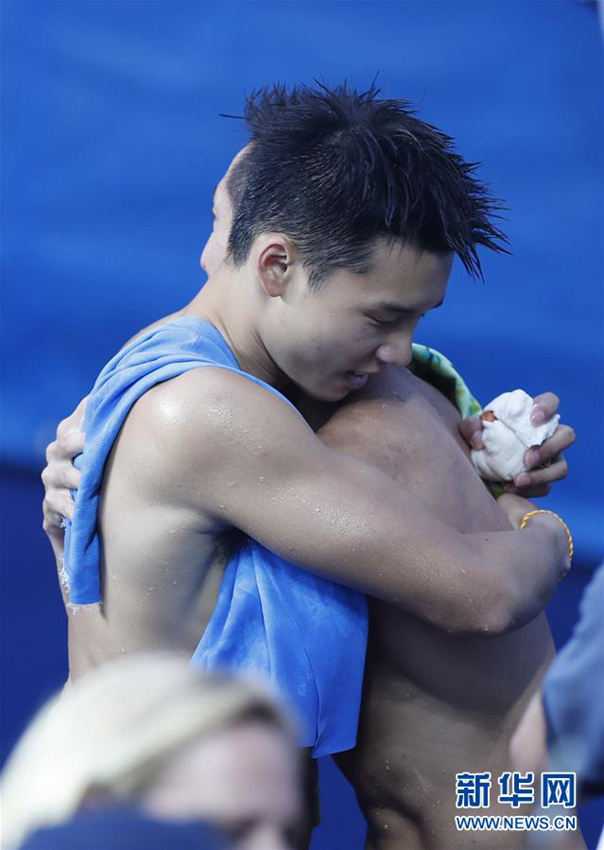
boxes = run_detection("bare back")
[317,367,558,850]
[66,310,241,676]
[66,374,245,676]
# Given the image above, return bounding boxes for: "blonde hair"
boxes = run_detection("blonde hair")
[0,652,293,849]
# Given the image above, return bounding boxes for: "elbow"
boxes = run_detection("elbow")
[432,575,527,638]
[419,556,548,637]
[473,599,521,637]
[465,572,543,637]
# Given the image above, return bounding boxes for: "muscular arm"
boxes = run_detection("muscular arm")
[128,367,569,636]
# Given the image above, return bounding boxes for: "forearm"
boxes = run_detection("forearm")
[170,369,569,634]
[224,453,566,634]
[365,518,564,635]
[460,518,567,635]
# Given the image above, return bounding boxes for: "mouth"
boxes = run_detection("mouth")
[344,370,370,389]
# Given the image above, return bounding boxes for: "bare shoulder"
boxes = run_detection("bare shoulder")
[123,365,316,477]
[317,364,463,466]
[318,367,415,453]
[412,374,463,427]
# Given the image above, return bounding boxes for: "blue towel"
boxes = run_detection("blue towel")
[63,317,368,756]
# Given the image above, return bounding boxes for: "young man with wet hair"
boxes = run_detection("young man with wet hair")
[42,84,575,848]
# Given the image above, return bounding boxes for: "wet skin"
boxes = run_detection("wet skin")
[65,334,568,850]
[54,157,575,850]
[306,369,564,850]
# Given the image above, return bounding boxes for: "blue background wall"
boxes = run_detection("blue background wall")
[2,1,603,847]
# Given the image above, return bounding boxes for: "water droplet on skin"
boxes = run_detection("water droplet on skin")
[148,586,156,592]
[171,580,177,586]
[218,503,226,510]
[315,507,321,513]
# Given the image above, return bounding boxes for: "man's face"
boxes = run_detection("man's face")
[200,173,234,277]
[200,145,251,277]
[265,240,453,402]
[199,155,453,402]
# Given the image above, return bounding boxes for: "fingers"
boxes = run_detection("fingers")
[61,429,86,459]
[518,456,569,489]
[459,415,484,450]
[42,494,69,566]
[42,457,81,491]
[41,519,66,564]
[41,448,78,536]
[530,392,559,425]
[57,395,88,433]
[55,424,85,460]
[524,425,575,470]
[47,431,85,466]
[504,482,551,498]
[504,454,568,497]
[507,424,575,497]
[41,399,87,558]
[42,490,74,524]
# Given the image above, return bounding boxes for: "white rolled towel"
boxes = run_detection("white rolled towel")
[471,389,559,482]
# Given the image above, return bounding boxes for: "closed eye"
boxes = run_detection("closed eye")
[368,312,426,326]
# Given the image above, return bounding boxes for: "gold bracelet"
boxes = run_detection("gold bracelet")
[519,509,574,562]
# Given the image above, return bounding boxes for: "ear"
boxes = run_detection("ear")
[256,235,299,298]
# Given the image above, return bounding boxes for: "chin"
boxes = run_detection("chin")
[305,385,349,403]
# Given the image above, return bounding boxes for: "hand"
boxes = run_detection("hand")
[460,392,575,497]
[41,396,87,563]
[497,493,572,575]
[496,492,540,529]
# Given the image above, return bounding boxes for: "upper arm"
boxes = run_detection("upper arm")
[129,366,564,635]
[139,368,499,628]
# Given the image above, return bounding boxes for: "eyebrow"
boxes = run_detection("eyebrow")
[374,298,445,313]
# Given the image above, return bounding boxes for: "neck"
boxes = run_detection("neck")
[183,268,289,390]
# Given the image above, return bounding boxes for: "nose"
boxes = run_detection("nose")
[375,333,413,369]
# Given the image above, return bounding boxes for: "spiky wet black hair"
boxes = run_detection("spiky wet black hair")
[226,82,508,286]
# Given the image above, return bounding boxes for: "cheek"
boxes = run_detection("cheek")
[201,242,220,276]
[200,236,214,273]
[201,225,230,275]
[314,322,374,358]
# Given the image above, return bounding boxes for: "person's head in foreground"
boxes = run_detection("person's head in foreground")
[199,81,507,402]
[1,653,301,850]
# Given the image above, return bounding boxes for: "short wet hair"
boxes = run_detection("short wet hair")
[226,81,508,287]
